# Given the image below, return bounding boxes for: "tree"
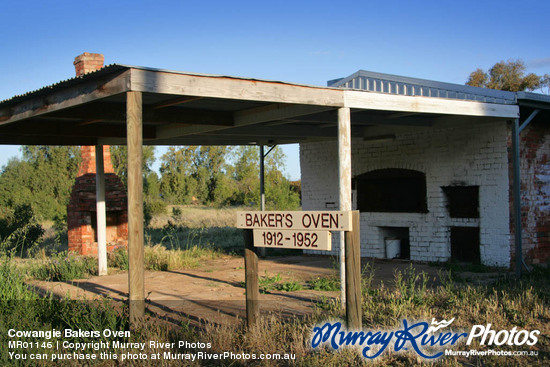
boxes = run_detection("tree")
[159,146,197,204]
[231,146,260,206]
[231,146,300,210]
[466,59,547,92]
[110,145,156,188]
[0,146,81,220]
[159,146,234,205]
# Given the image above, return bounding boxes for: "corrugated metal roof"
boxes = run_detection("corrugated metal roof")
[328,70,518,104]
[517,91,550,104]
[0,64,337,108]
[0,64,129,106]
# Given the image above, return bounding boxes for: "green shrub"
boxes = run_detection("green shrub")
[307,276,340,291]
[171,206,183,221]
[0,204,44,257]
[144,198,167,227]
[108,247,129,270]
[0,257,37,300]
[277,281,303,292]
[29,252,97,281]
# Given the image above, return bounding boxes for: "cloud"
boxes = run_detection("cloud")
[528,57,550,69]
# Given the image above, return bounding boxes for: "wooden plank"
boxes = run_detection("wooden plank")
[344,90,519,118]
[234,104,335,126]
[244,229,259,329]
[205,124,338,138]
[253,229,331,251]
[155,103,334,140]
[126,91,145,325]
[42,104,233,126]
[0,122,156,139]
[0,135,97,145]
[0,70,130,125]
[338,107,352,307]
[95,145,108,276]
[151,96,203,109]
[130,69,345,107]
[345,211,361,330]
[236,211,352,231]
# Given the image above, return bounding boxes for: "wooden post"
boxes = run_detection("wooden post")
[243,229,259,328]
[259,145,266,258]
[338,107,352,307]
[345,211,361,330]
[126,91,145,324]
[95,145,108,276]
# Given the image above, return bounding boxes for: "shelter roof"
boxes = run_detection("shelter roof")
[0,65,520,146]
[330,69,550,109]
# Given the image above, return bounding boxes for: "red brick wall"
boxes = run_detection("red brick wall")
[68,146,128,256]
[508,119,550,266]
[73,52,104,76]
[78,146,115,175]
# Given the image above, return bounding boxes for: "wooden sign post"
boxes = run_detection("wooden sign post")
[238,210,361,330]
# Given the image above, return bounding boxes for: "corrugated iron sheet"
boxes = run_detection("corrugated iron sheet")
[329,70,518,104]
[0,64,129,106]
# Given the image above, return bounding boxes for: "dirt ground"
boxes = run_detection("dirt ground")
[29,256,501,327]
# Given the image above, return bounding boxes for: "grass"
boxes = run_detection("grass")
[146,225,244,255]
[143,244,222,271]
[148,205,246,229]
[1,252,549,366]
[307,276,340,291]
[0,256,128,366]
[3,207,547,365]
[16,252,98,281]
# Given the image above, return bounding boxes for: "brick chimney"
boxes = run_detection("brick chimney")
[68,53,128,256]
[78,146,115,176]
[73,52,105,76]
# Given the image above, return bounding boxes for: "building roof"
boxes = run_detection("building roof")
[329,70,550,109]
[0,64,519,146]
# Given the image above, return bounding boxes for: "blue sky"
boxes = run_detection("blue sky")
[1,0,548,180]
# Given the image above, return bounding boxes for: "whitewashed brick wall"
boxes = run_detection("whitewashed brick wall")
[300,120,511,267]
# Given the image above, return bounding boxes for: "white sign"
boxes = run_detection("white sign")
[253,229,332,251]
[236,211,352,231]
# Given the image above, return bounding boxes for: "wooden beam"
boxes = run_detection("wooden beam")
[0,122,156,139]
[345,211,361,329]
[151,96,203,109]
[344,90,519,118]
[76,119,104,127]
[143,135,311,146]
[244,229,259,328]
[207,124,339,138]
[126,91,144,325]
[0,70,130,125]
[42,104,233,126]
[155,103,335,139]
[338,107,352,308]
[0,135,97,145]
[234,104,335,125]
[130,69,344,107]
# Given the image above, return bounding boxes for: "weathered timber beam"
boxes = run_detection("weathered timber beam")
[155,103,335,139]
[206,124,364,138]
[0,71,130,125]
[127,91,145,325]
[150,96,203,109]
[130,69,344,106]
[344,90,519,118]
[0,136,97,145]
[0,122,156,139]
[41,105,233,126]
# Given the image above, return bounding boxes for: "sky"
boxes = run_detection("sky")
[0,0,548,180]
